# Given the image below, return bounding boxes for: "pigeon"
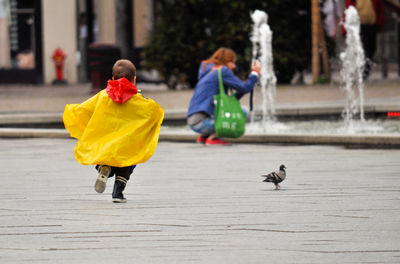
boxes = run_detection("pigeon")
[261,164,287,190]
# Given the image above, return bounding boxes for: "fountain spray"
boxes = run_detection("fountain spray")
[250,10,277,128]
[340,6,365,131]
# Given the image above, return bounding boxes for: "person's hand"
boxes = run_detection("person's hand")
[251,60,261,73]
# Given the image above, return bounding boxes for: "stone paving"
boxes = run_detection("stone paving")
[1,138,399,263]
[0,80,399,113]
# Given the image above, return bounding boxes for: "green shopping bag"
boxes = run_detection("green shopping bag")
[213,68,246,138]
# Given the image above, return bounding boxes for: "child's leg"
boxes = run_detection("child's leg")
[112,165,136,203]
[94,165,115,193]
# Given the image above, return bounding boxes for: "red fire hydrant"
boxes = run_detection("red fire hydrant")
[52,48,67,84]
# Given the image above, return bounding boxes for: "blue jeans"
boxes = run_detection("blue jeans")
[189,117,215,136]
[188,107,248,136]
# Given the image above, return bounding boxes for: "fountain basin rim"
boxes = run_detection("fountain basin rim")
[160,131,400,147]
[1,104,399,125]
[0,128,398,148]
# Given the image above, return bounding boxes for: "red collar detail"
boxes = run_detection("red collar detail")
[106,77,138,104]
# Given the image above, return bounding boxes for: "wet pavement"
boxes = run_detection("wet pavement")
[0,138,400,263]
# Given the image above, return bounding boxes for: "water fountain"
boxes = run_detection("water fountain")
[244,7,396,136]
[163,8,399,144]
[250,10,277,129]
[340,6,366,132]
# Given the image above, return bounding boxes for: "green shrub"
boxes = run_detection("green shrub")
[143,0,311,88]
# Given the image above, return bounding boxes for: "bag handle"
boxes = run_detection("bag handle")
[217,67,226,96]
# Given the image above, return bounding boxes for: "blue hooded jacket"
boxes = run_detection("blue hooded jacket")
[187,62,259,117]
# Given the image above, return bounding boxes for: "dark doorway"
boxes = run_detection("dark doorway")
[0,0,43,83]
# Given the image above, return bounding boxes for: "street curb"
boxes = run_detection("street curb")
[0,128,70,138]
[1,128,399,148]
[0,113,63,125]
[232,133,400,148]
[0,110,187,125]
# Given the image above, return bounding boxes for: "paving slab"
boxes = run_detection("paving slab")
[1,81,399,114]
[0,138,399,263]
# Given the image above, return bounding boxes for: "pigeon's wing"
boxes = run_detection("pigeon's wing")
[262,171,282,184]
[277,170,286,181]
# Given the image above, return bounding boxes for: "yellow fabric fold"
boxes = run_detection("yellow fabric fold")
[63,90,164,167]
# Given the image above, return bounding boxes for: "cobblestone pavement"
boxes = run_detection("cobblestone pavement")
[0,138,399,263]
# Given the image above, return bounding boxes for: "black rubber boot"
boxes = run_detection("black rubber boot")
[112,176,128,203]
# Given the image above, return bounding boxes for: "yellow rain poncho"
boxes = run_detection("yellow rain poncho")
[63,78,164,167]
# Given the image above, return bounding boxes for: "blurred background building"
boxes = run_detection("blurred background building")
[0,0,398,86]
[0,0,154,84]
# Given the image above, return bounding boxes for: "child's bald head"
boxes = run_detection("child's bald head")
[112,59,136,82]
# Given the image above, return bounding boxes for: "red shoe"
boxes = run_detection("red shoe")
[196,135,208,144]
[205,137,231,146]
